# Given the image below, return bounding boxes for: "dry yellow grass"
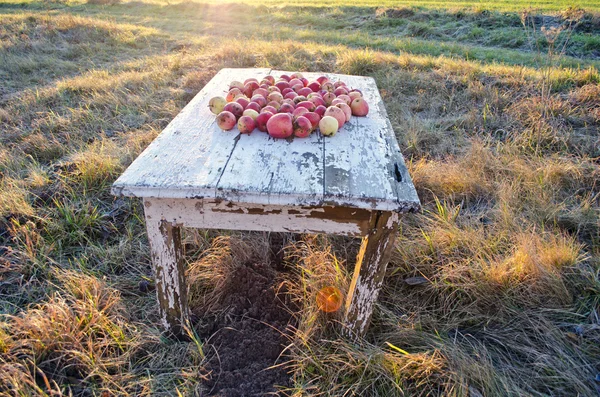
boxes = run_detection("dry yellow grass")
[0,1,599,396]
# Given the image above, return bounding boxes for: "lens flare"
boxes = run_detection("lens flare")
[316,286,343,313]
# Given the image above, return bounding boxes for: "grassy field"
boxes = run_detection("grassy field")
[1,0,599,396]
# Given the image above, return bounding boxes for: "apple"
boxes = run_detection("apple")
[321,81,334,92]
[307,81,321,92]
[243,81,259,98]
[319,116,338,136]
[335,103,352,122]
[282,88,294,96]
[290,72,304,79]
[324,106,346,129]
[223,102,244,119]
[348,91,362,100]
[279,103,295,114]
[331,98,346,106]
[275,81,290,91]
[334,87,348,96]
[285,92,298,100]
[253,88,269,99]
[237,115,256,134]
[267,113,293,139]
[246,102,261,113]
[226,88,242,102]
[243,109,259,120]
[256,111,273,132]
[229,81,244,90]
[263,75,275,85]
[251,95,267,108]
[208,96,226,114]
[267,92,284,103]
[333,81,346,89]
[279,74,291,82]
[235,97,250,109]
[323,92,336,106]
[292,107,309,120]
[244,78,258,85]
[337,94,351,106]
[216,111,237,131]
[293,96,307,105]
[350,97,369,116]
[316,76,329,85]
[298,87,313,97]
[291,83,304,93]
[309,96,325,107]
[314,105,327,117]
[268,86,281,93]
[262,105,278,114]
[303,112,321,129]
[296,101,316,112]
[294,116,312,138]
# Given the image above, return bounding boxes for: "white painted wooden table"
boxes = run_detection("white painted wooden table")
[112,68,420,338]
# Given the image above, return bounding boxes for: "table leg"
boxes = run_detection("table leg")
[343,211,398,338]
[145,211,189,339]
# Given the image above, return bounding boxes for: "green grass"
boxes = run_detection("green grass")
[1,1,599,396]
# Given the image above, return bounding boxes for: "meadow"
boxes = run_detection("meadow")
[0,0,599,395]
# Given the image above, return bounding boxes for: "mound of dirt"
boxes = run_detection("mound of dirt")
[195,260,295,397]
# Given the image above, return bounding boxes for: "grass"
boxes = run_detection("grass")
[0,0,599,396]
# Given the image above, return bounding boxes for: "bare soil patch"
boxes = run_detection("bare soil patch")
[195,259,295,397]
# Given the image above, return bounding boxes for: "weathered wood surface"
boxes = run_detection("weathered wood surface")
[343,211,399,337]
[144,203,189,338]
[143,198,375,237]
[112,68,420,213]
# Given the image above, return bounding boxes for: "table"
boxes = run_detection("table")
[112,68,420,338]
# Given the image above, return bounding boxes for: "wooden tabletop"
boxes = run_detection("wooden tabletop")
[112,68,420,213]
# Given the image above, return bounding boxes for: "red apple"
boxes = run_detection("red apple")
[296,101,316,112]
[316,76,329,85]
[216,111,237,131]
[298,87,313,97]
[314,105,327,117]
[279,74,291,82]
[307,81,321,92]
[336,103,352,122]
[223,102,244,119]
[275,81,290,91]
[279,103,295,114]
[267,92,284,103]
[244,78,258,85]
[323,92,336,106]
[237,115,256,134]
[226,88,242,103]
[246,102,261,113]
[262,105,278,114]
[267,113,293,139]
[253,88,269,99]
[268,86,281,93]
[285,92,298,100]
[350,97,369,116]
[303,112,321,129]
[321,81,334,92]
[235,97,250,109]
[251,95,267,108]
[243,81,259,98]
[256,111,273,132]
[292,107,309,120]
[263,75,275,85]
[282,88,294,96]
[294,116,312,138]
[309,96,325,107]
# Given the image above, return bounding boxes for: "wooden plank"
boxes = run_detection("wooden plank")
[215,129,325,206]
[112,68,272,199]
[343,211,399,337]
[144,201,189,339]
[143,198,374,237]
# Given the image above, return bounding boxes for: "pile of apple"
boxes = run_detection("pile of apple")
[207,72,370,138]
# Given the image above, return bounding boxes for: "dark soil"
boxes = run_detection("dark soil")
[195,255,295,397]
